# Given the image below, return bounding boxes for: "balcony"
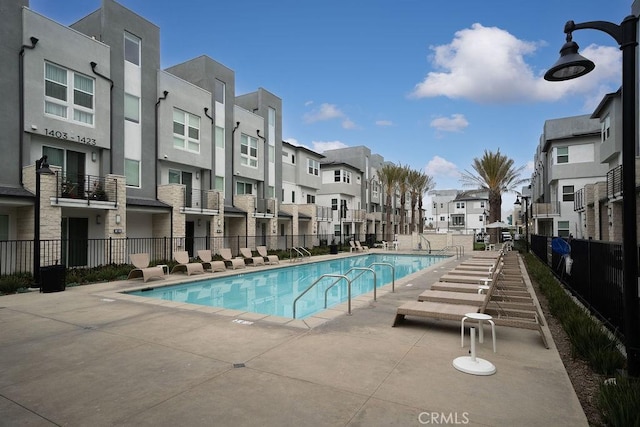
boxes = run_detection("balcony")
[574,188,585,212]
[606,165,623,199]
[345,209,366,222]
[254,197,276,218]
[316,205,332,221]
[55,173,118,207]
[531,202,560,218]
[181,188,221,213]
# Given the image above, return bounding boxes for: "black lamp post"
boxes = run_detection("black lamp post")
[544,16,640,376]
[33,155,54,287]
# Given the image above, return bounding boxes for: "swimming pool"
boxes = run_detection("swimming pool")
[127,253,446,319]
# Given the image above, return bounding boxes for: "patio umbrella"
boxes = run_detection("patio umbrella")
[485,221,511,228]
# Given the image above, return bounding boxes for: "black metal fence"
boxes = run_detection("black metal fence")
[530,234,625,337]
[0,233,367,276]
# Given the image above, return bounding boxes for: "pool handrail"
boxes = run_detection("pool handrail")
[293,274,351,319]
[289,247,311,262]
[369,262,395,292]
[325,267,376,306]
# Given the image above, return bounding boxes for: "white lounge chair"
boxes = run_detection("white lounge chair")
[219,248,246,269]
[197,250,226,272]
[171,251,205,276]
[257,246,279,264]
[127,253,165,283]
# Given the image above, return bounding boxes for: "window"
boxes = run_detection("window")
[331,198,338,210]
[307,194,315,203]
[215,126,225,148]
[440,203,443,208]
[479,216,483,222]
[45,63,94,125]
[124,93,140,123]
[433,203,437,209]
[291,191,295,203]
[173,109,200,153]
[0,214,8,241]
[125,159,140,187]
[236,181,253,195]
[267,186,275,198]
[334,169,351,183]
[291,154,295,164]
[214,176,224,191]
[372,182,378,198]
[269,146,275,163]
[456,202,465,209]
[480,201,485,208]
[557,147,568,164]
[43,146,64,167]
[562,185,575,202]
[440,216,445,221]
[451,215,465,226]
[214,79,225,104]
[240,134,258,167]
[601,115,611,143]
[334,170,340,182]
[558,221,570,237]
[124,32,140,65]
[307,159,319,176]
[168,169,181,184]
[268,107,275,127]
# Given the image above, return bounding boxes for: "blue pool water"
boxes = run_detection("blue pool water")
[127,253,446,319]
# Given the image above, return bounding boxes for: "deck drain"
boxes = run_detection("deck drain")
[233,363,246,368]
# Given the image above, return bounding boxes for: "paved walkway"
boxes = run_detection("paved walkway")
[0,251,587,426]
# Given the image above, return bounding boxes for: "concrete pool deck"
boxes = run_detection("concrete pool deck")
[0,251,588,426]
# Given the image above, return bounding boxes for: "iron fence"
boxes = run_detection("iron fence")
[1,234,358,276]
[530,234,626,337]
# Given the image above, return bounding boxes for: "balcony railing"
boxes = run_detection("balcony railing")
[55,172,118,207]
[316,205,332,221]
[344,209,366,222]
[606,165,623,199]
[183,188,221,212]
[574,188,585,212]
[255,198,276,216]
[531,202,561,217]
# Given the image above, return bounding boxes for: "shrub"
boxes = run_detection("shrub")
[598,376,640,426]
[0,274,33,295]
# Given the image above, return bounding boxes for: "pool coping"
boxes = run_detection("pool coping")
[91,250,457,330]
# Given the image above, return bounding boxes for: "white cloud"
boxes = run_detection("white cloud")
[376,120,393,126]
[430,114,469,132]
[285,137,300,146]
[342,119,357,129]
[525,160,535,172]
[312,140,349,152]
[303,103,345,123]
[303,103,358,129]
[304,100,314,107]
[410,23,621,105]
[424,156,460,178]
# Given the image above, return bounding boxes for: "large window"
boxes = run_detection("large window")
[45,63,94,125]
[562,185,575,202]
[215,126,225,148]
[557,147,569,164]
[331,198,338,210]
[334,169,351,183]
[125,159,140,187]
[43,146,64,167]
[124,32,140,65]
[601,115,611,143]
[558,220,570,237]
[214,79,225,104]
[214,176,224,191]
[124,93,140,123]
[308,159,319,176]
[451,214,465,226]
[268,107,275,127]
[240,134,258,167]
[236,181,253,195]
[173,109,200,153]
[307,194,315,203]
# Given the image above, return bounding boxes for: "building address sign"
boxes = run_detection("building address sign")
[42,128,97,146]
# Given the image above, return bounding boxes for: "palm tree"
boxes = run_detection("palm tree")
[460,149,527,243]
[407,170,435,232]
[377,163,403,242]
[397,165,410,234]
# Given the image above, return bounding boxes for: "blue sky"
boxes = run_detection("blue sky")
[30,0,631,212]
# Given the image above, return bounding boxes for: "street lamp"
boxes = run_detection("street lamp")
[544,15,639,376]
[514,196,529,253]
[33,155,54,288]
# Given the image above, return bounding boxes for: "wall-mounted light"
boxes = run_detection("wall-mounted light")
[197,218,201,227]
[115,214,121,225]
[91,152,97,162]
[196,171,200,180]
[217,218,221,226]
[96,214,102,225]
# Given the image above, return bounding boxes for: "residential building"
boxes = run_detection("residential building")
[531,114,609,238]
[426,190,488,235]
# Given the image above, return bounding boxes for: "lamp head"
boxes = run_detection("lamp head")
[514,196,521,206]
[544,36,595,81]
[36,155,54,175]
